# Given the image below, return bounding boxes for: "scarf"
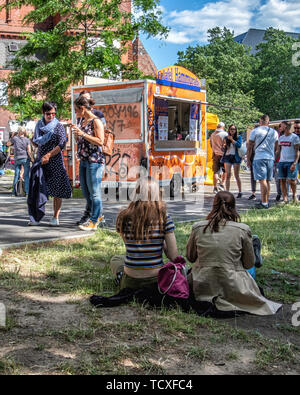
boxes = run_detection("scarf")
[33,117,59,146]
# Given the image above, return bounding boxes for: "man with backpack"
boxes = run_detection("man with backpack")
[247,115,278,209]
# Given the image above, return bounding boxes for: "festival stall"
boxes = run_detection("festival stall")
[71,66,211,195]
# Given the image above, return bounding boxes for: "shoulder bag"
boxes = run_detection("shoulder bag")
[250,127,270,163]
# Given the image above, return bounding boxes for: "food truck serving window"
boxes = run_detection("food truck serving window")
[155,98,201,150]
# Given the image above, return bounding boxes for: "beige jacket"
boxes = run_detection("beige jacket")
[186,220,282,316]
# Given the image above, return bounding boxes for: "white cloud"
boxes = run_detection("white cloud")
[255,0,300,32]
[161,0,300,45]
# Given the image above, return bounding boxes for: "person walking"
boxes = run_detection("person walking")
[71,96,105,231]
[6,126,33,196]
[223,124,243,198]
[293,120,300,186]
[274,122,290,201]
[210,122,227,194]
[247,115,278,209]
[30,102,72,226]
[276,122,300,204]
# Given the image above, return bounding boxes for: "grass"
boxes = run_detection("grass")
[0,204,300,375]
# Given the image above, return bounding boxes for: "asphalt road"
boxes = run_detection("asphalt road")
[0,172,294,249]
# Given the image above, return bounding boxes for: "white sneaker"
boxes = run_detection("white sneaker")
[28,220,40,226]
[49,218,59,227]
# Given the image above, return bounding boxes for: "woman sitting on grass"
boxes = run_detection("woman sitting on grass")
[186,191,282,316]
[110,176,178,291]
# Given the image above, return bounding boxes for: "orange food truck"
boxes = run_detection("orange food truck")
[70,66,209,196]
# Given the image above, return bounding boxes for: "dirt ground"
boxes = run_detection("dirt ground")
[0,289,299,376]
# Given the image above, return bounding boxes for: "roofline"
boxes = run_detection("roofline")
[269,118,300,124]
[234,28,300,38]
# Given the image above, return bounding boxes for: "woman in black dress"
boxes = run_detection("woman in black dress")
[30,102,72,226]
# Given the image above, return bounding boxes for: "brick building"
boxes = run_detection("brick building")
[0,1,157,131]
[132,35,157,77]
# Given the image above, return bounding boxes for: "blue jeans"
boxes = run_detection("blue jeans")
[79,161,104,224]
[13,158,30,195]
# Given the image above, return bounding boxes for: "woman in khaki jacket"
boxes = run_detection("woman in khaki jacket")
[186,191,282,316]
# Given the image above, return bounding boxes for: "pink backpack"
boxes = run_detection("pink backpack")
[157,256,190,299]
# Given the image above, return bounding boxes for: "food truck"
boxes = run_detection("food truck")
[71,66,210,196]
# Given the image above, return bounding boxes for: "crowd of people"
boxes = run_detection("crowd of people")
[1,107,300,226]
[1,104,297,318]
[1,92,107,230]
[210,115,300,208]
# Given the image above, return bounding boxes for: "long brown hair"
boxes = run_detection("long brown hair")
[204,191,240,233]
[116,177,167,240]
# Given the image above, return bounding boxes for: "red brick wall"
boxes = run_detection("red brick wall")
[132,37,157,77]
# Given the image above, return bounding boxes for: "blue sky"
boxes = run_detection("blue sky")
[140,0,300,70]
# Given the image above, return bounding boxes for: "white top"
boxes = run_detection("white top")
[279,133,300,163]
[249,126,278,161]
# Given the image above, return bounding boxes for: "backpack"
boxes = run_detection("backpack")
[237,141,247,158]
[0,151,7,168]
[157,256,189,299]
[102,129,115,157]
[252,234,263,268]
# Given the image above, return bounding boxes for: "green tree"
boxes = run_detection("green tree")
[2,0,168,120]
[254,28,300,120]
[177,27,261,130]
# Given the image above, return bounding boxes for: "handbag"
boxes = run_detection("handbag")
[16,177,26,197]
[157,256,189,299]
[237,141,247,158]
[102,128,115,157]
[0,151,7,168]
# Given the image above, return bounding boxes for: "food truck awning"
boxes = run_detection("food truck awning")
[207,113,219,130]
[74,87,144,105]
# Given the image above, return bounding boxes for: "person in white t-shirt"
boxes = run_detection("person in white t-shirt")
[210,122,228,193]
[276,122,300,204]
[247,115,278,209]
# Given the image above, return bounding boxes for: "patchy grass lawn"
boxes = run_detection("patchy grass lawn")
[0,205,300,375]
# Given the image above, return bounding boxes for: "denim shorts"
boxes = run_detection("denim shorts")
[223,154,241,165]
[253,159,274,181]
[278,162,297,180]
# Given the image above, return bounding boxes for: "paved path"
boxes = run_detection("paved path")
[0,172,296,249]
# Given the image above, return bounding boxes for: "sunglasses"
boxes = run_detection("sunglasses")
[45,112,56,116]
[229,128,236,131]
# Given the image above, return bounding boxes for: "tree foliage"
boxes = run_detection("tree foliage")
[253,28,300,120]
[3,0,168,119]
[177,27,261,130]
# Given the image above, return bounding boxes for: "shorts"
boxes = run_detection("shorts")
[223,154,241,165]
[253,159,274,181]
[278,162,297,180]
[212,154,224,173]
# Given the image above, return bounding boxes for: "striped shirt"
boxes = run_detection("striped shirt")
[121,216,175,270]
